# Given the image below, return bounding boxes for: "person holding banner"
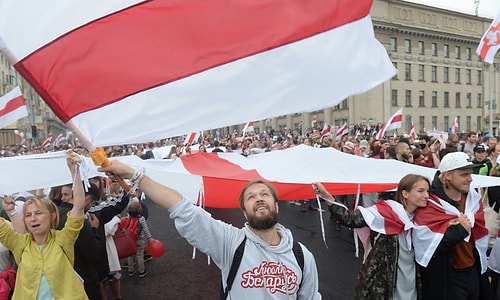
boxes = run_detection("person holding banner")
[0,150,87,299]
[97,160,321,299]
[412,152,491,300]
[313,174,430,300]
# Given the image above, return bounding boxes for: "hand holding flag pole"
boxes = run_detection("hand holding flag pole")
[64,122,131,192]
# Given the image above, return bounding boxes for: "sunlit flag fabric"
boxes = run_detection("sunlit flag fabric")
[0,86,28,129]
[477,10,500,64]
[0,0,396,148]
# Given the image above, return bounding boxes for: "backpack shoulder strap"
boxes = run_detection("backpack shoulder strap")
[292,241,305,290]
[220,236,246,300]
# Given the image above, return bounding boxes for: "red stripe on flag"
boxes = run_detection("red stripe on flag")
[374,201,406,235]
[15,0,372,122]
[0,95,25,117]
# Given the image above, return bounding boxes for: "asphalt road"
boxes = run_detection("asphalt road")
[118,199,362,300]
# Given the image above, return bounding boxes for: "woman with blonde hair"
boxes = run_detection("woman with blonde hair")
[0,150,87,299]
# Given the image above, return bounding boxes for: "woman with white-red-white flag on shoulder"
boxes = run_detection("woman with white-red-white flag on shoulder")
[313,174,431,300]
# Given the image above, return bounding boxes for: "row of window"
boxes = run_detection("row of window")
[406,115,481,133]
[391,89,481,108]
[394,63,482,84]
[390,38,476,60]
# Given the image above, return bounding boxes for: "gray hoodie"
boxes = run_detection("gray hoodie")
[169,197,321,299]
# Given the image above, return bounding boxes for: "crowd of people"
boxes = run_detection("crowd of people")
[0,127,500,299]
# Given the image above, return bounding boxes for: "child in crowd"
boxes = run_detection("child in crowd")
[125,202,156,278]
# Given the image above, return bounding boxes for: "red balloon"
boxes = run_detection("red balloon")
[147,240,165,258]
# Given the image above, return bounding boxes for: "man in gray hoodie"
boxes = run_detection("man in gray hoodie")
[98,161,321,299]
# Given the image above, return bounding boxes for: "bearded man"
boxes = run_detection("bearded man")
[98,160,321,300]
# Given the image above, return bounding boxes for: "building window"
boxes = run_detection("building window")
[432,116,438,129]
[466,116,471,131]
[455,68,460,84]
[419,116,425,131]
[477,116,482,131]
[419,90,425,107]
[342,99,348,109]
[418,41,424,55]
[466,47,471,60]
[390,37,397,52]
[432,91,438,107]
[444,67,449,83]
[405,39,411,53]
[466,69,471,84]
[444,92,449,107]
[455,46,461,59]
[477,93,482,108]
[444,44,449,58]
[431,66,437,82]
[432,43,437,56]
[455,92,461,108]
[405,90,412,107]
[418,65,425,81]
[444,116,449,130]
[477,70,482,85]
[392,62,398,80]
[466,93,472,107]
[405,64,412,80]
[391,89,398,106]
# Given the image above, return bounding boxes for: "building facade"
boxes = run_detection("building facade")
[252,0,500,137]
[0,54,66,146]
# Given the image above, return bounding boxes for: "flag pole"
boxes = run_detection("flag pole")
[65,121,130,192]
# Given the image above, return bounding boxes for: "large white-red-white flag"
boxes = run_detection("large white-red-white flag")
[40,133,53,148]
[335,123,349,140]
[0,86,28,129]
[376,108,403,141]
[321,123,330,138]
[0,0,396,149]
[53,133,65,146]
[242,122,254,134]
[451,116,459,134]
[409,122,417,140]
[183,132,201,146]
[311,115,317,128]
[413,194,489,272]
[477,10,500,64]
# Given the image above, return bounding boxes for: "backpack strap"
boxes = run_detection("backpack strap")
[292,241,305,290]
[220,236,246,300]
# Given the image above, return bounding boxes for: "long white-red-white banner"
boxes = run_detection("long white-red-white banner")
[0,0,396,148]
[3,145,500,208]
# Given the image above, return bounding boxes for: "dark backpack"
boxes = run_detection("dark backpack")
[120,216,139,240]
[220,237,304,299]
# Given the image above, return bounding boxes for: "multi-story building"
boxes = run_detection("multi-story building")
[0,54,66,146]
[253,0,500,137]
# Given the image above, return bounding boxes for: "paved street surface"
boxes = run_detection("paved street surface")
[118,199,362,299]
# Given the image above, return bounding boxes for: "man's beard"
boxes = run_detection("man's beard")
[247,209,278,230]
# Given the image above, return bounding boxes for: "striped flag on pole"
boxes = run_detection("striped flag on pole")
[184,132,201,146]
[376,108,403,141]
[477,10,500,64]
[335,123,349,140]
[0,86,28,128]
[40,133,53,148]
